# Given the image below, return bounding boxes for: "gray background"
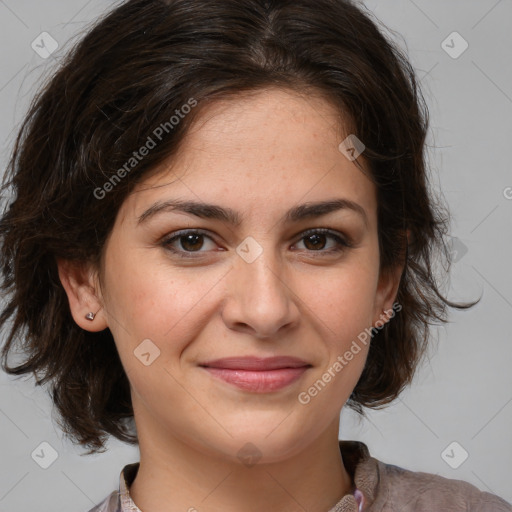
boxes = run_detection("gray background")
[0,0,511,510]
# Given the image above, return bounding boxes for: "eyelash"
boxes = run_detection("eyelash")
[160,228,352,259]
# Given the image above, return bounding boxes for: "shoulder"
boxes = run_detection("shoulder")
[373,458,512,511]
[86,490,120,512]
[342,440,512,511]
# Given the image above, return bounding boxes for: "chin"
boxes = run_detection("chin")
[208,426,313,466]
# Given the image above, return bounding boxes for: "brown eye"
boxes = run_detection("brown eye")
[161,229,217,258]
[294,229,351,254]
[178,233,205,252]
[303,233,328,250]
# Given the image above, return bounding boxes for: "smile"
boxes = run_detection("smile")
[198,356,312,392]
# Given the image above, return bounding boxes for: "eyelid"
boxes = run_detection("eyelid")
[297,228,353,247]
[160,229,219,259]
[160,228,216,247]
[160,227,353,259]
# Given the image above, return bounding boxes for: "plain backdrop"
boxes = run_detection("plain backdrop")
[0,1,511,510]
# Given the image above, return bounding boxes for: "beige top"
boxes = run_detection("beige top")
[88,440,512,512]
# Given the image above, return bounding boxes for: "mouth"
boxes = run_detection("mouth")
[198,356,312,392]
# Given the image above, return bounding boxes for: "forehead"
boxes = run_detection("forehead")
[121,87,376,228]
[178,87,348,155]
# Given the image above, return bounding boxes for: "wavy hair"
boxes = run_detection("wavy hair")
[0,0,475,453]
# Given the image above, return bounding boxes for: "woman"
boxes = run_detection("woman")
[1,0,510,511]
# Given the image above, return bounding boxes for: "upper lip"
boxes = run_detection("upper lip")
[199,356,311,371]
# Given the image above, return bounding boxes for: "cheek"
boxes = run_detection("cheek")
[102,246,221,360]
[305,261,379,335]
[294,256,378,389]
[300,275,375,408]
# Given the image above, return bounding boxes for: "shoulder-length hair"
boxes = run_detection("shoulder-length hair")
[0,0,474,454]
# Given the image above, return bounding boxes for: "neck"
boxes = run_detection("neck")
[129,415,353,512]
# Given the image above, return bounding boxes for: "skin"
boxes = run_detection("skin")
[58,87,403,512]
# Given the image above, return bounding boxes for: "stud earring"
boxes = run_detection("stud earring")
[85,312,96,321]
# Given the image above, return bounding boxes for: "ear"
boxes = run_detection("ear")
[372,229,409,326]
[372,263,403,326]
[56,258,108,332]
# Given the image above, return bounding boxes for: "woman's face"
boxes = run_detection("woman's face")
[64,87,400,463]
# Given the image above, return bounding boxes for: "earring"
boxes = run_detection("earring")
[85,312,96,321]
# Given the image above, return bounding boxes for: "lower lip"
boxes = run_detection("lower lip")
[201,367,309,392]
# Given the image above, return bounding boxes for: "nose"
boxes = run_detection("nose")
[221,245,300,339]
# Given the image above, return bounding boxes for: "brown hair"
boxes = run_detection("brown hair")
[0,0,475,454]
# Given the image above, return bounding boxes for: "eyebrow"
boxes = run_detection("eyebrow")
[137,198,368,228]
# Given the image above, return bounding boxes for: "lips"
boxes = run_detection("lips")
[199,356,311,371]
[199,356,311,392]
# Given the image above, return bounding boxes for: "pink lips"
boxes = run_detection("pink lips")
[199,356,311,392]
